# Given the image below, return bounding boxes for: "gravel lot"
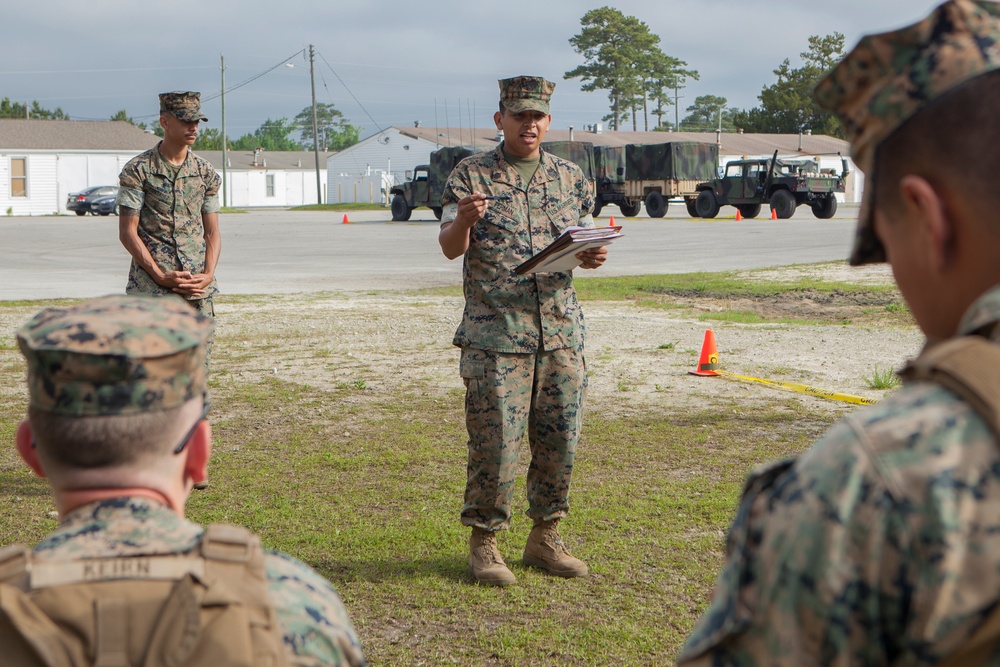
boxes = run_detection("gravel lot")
[184,261,924,428]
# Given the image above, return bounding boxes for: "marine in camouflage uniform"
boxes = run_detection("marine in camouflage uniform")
[7,295,365,666]
[117,92,222,322]
[679,2,1000,665]
[439,76,607,586]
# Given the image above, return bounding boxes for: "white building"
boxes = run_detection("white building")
[196,149,334,208]
[325,126,447,205]
[0,119,158,216]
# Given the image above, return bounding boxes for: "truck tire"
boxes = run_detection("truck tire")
[685,199,698,217]
[737,203,762,219]
[769,190,795,219]
[644,192,668,218]
[591,200,603,218]
[811,196,837,219]
[695,190,719,219]
[391,195,411,221]
[619,200,642,217]
[431,206,443,221]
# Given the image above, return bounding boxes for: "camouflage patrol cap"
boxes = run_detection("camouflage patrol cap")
[159,91,208,123]
[17,295,213,416]
[499,76,556,114]
[815,0,1000,265]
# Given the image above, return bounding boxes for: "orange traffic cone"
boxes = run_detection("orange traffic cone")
[770,206,778,220]
[609,215,616,227]
[735,208,742,221]
[689,329,721,376]
[342,213,350,224]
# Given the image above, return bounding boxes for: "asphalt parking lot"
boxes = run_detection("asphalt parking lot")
[0,204,859,301]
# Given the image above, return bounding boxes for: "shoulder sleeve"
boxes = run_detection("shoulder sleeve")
[265,551,366,667]
[440,159,476,224]
[118,157,145,210]
[678,419,908,666]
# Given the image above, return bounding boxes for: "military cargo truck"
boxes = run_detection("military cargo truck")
[693,151,848,220]
[622,142,720,218]
[389,146,478,221]
[592,145,630,217]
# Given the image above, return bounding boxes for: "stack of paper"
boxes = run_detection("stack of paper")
[515,225,624,275]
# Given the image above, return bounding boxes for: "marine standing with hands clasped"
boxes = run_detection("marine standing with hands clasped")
[439,76,608,586]
[679,2,1000,664]
[117,92,222,322]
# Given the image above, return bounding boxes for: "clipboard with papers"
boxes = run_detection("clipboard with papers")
[514,225,624,275]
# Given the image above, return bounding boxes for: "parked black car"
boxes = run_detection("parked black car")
[89,193,119,216]
[66,186,118,216]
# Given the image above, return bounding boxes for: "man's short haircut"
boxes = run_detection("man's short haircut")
[874,69,1000,217]
[29,404,185,470]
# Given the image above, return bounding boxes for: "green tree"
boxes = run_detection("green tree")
[646,52,698,132]
[0,98,68,120]
[230,118,303,151]
[565,7,662,131]
[193,127,225,151]
[732,33,846,136]
[110,109,146,130]
[293,103,359,151]
[680,95,736,132]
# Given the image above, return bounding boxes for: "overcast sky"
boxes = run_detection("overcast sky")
[3,1,945,140]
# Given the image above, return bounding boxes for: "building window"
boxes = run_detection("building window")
[11,157,26,197]
[266,174,275,197]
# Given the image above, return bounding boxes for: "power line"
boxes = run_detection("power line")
[202,49,305,103]
[316,50,388,140]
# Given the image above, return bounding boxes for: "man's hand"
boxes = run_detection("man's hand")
[455,193,490,229]
[575,246,608,270]
[168,271,213,299]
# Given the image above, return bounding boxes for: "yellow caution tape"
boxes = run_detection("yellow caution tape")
[717,370,878,406]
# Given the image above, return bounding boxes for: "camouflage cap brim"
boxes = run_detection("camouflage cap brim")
[172,110,209,123]
[502,98,550,115]
[815,0,1000,266]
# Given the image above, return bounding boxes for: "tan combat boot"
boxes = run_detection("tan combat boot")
[523,519,589,578]
[469,527,516,586]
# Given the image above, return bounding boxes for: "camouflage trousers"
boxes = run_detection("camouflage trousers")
[182,297,214,368]
[459,346,587,531]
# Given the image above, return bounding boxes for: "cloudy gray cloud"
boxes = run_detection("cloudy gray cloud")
[2,0,944,138]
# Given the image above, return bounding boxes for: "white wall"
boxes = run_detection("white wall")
[0,150,141,215]
[222,169,325,207]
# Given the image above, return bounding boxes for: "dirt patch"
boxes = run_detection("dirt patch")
[202,263,921,427]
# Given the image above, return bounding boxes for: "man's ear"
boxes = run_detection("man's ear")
[494,111,503,129]
[16,420,46,478]
[183,420,212,485]
[899,174,954,272]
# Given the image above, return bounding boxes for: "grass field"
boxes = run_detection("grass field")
[0,268,910,666]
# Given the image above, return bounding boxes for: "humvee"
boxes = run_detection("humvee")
[389,146,478,221]
[693,151,848,220]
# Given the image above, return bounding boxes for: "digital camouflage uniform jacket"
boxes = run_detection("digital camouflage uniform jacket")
[678,285,1000,666]
[440,145,595,353]
[33,497,365,666]
[117,143,222,299]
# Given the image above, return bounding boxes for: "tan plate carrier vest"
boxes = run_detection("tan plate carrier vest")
[900,335,1000,666]
[0,523,289,667]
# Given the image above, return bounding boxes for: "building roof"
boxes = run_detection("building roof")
[0,119,160,151]
[393,126,849,158]
[195,149,336,171]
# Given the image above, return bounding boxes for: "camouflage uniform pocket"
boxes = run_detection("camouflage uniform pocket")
[481,208,519,233]
[459,353,486,395]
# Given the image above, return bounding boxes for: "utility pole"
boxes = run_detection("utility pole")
[309,45,322,205]
[674,86,685,131]
[220,53,227,208]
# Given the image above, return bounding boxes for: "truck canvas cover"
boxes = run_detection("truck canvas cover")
[625,142,719,181]
[541,141,596,181]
